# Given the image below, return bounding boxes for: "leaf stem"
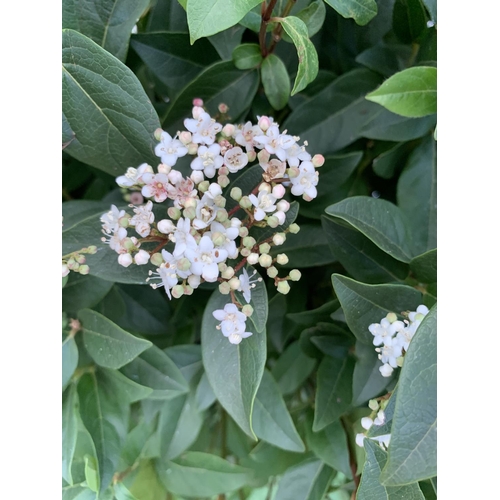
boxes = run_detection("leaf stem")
[259,0,279,57]
[268,0,296,54]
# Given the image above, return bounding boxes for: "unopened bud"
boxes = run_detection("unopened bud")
[259,254,273,268]
[228,277,241,290]
[368,399,380,411]
[76,254,86,264]
[192,105,204,118]
[118,253,133,268]
[221,266,235,279]
[215,209,228,222]
[259,243,271,254]
[257,149,270,165]
[67,259,78,270]
[219,282,231,294]
[218,175,230,188]
[247,253,259,265]
[242,304,254,317]
[239,226,249,237]
[171,285,185,299]
[218,102,229,114]
[190,170,204,184]
[289,223,300,234]
[62,263,70,277]
[247,150,256,162]
[193,98,204,107]
[187,142,199,155]
[361,417,374,431]
[288,166,300,178]
[312,154,325,167]
[157,219,175,234]
[272,185,286,199]
[276,253,289,265]
[78,264,90,275]
[179,131,192,145]
[243,236,256,248]
[276,200,290,212]
[274,211,286,225]
[214,194,226,208]
[239,196,252,209]
[123,238,136,251]
[267,266,278,278]
[184,197,198,209]
[134,250,150,265]
[158,163,171,174]
[277,280,290,294]
[154,128,163,141]
[258,182,272,193]
[222,123,235,137]
[151,253,163,267]
[87,246,97,254]
[273,233,286,245]
[183,207,196,220]
[240,248,251,257]
[267,216,279,228]
[198,181,210,193]
[302,193,314,202]
[212,231,226,247]
[258,116,271,132]
[177,257,191,272]
[386,312,398,323]
[168,207,181,220]
[289,269,301,281]
[230,187,242,201]
[183,284,194,296]
[188,274,201,289]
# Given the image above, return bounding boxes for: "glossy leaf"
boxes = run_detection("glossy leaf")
[278,16,319,95]
[62,0,150,61]
[358,439,425,499]
[187,0,262,43]
[114,482,139,500]
[356,42,412,78]
[392,0,427,44]
[62,30,160,175]
[397,135,437,255]
[157,452,253,497]
[62,273,114,314]
[372,141,410,179]
[97,367,153,403]
[201,289,266,439]
[78,309,152,369]
[261,54,290,110]
[63,335,79,389]
[323,0,377,26]
[62,385,80,484]
[325,196,415,262]
[195,372,217,411]
[313,355,355,431]
[331,275,422,344]
[290,0,326,39]
[232,43,263,69]
[366,67,437,118]
[208,24,246,60]
[287,300,340,327]
[381,306,437,485]
[252,370,305,452]
[410,248,437,284]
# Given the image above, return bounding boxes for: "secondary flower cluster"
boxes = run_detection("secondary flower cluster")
[368,305,430,377]
[99,101,323,344]
[355,398,391,450]
[62,245,97,278]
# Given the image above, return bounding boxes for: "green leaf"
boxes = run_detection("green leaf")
[269,224,335,268]
[372,141,410,179]
[114,482,139,500]
[62,273,114,314]
[165,344,203,383]
[397,135,437,255]
[63,335,79,389]
[195,372,216,410]
[325,196,415,262]
[288,0,326,39]
[274,458,335,500]
[162,61,259,134]
[261,54,290,110]
[287,300,340,327]
[127,460,167,500]
[252,370,305,452]
[62,0,150,61]
[355,42,413,78]
[366,67,437,118]
[187,0,261,42]
[156,452,253,497]
[62,484,97,500]
[119,418,158,467]
[323,0,377,26]
[331,274,422,344]
[410,248,437,284]
[97,367,153,402]
[305,413,352,479]
[392,0,427,44]
[78,371,129,492]
[130,32,220,92]
[70,418,100,486]
[201,289,266,439]
[62,30,160,175]
[381,306,437,485]
[78,309,152,369]
[367,386,398,438]
[271,341,317,396]
[232,43,263,69]
[278,16,319,95]
[352,340,394,406]
[63,384,80,484]
[62,200,111,231]
[208,24,247,60]
[313,355,355,431]
[421,0,436,21]
[84,455,100,492]
[120,345,189,399]
[357,439,425,499]
[283,69,383,154]
[321,215,409,284]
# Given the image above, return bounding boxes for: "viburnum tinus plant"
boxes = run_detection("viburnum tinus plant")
[62,0,437,499]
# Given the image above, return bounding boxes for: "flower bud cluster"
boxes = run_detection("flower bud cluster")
[62,246,97,277]
[99,101,323,344]
[368,305,430,377]
[355,398,391,450]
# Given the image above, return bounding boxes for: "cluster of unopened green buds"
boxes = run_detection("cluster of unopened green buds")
[62,246,97,278]
[356,396,391,449]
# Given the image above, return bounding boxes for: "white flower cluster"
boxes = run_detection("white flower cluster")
[368,305,430,377]
[99,100,323,344]
[355,399,391,450]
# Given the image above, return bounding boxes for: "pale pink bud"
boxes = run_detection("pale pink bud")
[179,131,192,145]
[187,142,199,155]
[218,166,229,176]
[134,250,150,265]
[276,200,290,212]
[257,149,270,165]
[158,163,171,174]
[258,182,272,193]
[247,150,257,162]
[168,207,181,220]
[288,166,300,178]
[247,253,259,265]
[258,116,271,132]
[272,184,286,199]
[192,105,204,119]
[62,264,70,277]
[78,265,90,275]
[222,124,235,137]
[303,193,314,202]
[157,219,175,234]
[184,197,197,209]
[190,170,205,184]
[218,175,230,188]
[192,98,204,107]
[168,170,182,184]
[130,192,144,205]
[171,284,184,299]
[218,103,229,114]
[312,154,325,167]
[118,253,133,267]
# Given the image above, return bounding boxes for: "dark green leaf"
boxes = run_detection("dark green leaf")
[62,0,149,61]
[313,355,355,431]
[356,42,412,78]
[358,439,425,499]
[62,200,111,231]
[381,306,437,485]
[274,458,335,500]
[421,0,436,21]
[201,289,266,439]
[208,24,246,60]
[372,141,410,179]
[324,0,377,26]
[70,419,100,486]
[97,367,153,402]
[397,135,437,255]
[156,452,253,496]
[271,341,317,395]
[286,0,326,39]
[119,418,157,468]
[261,54,290,110]
[165,344,202,382]
[331,274,422,344]
[253,370,305,452]
[78,309,152,369]
[321,215,409,284]
[392,0,427,44]
[232,43,263,69]
[145,0,188,32]
[410,248,437,284]
[287,300,340,327]
[162,61,259,134]
[63,385,80,484]
[195,372,217,410]
[278,16,319,95]
[187,0,262,42]
[62,30,160,175]
[63,273,114,315]
[366,67,437,117]
[63,335,79,389]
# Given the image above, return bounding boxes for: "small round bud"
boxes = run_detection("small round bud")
[192,106,204,119]
[277,200,290,212]
[273,233,286,245]
[379,363,394,377]
[184,197,198,209]
[274,211,286,225]
[229,277,241,290]
[219,262,228,272]
[183,284,194,296]
[259,243,271,254]
[193,98,204,107]
[258,182,272,193]
[123,238,136,251]
[396,356,404,367]
[242,304,254,317]
[177,257,191,272]
[243,236,256,248]
[171,285,184,299]
[230,187,243,201]
[355,433,366,448]
[218,102,229,114]
[277,280,290,295]
[414,312,425,322]
[240,248,251,257]
[272,184,286,199]
[368,399,380,411]
[276,253,289,265]
[287,166,300,178]
[289,223,300,234]
[214,194,226,208]
[179,131,192,145]
[239,196,252,209]
[188,274,201,289]
[312,154,325,167]
[212,231,226,247]
[218,175,230,188]
[239,226,249,238]
[183,207,196,220]
[221,266,235,279]
[134,250,150,265]
[154,128,163,141]
[157,219,175,234]
[247,150,257,162]
[215,209,228,222]
[78,264,90,275]
[361,417,374,430]
[289,269,301,281]
[158,163,171,174]
[247,253,259,265]
[76,254,86,264]
[258,149,270,165]
[151,253,164,267]
[190,170,204,184]
[198,181,210,193]
[267,216,279,228]
[259,254,273,268]
[118,253,133,268]
[219,166,229,176]
[87,246,97,254]
[258,116,271,132]
[266,266,278,278]
[130,192,144,205]
[187,142,199,155]
[219,282,231,295]
[386,312,398,323]
[222,123,235,137]
[302,193,314,202]
[168,207,181,220]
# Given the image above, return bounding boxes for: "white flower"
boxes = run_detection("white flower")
[190,144,224,178]
[379,363,394,377]
[141,173,172,203]
[395,321,420,351]
[368,318,392,346]
[355,433,366,447]
[284,143,311,167]
[408,304,430,323]
[193,185,222,230]
[102,227,128,253]
[377,343,403,368]
[171,218,197,258]
[130,201,154,238]
[116,163,153,187]
[248,191,277,221]
[62,264,70,277]
[101,205,126,234]
[254,125,295,160]
[290,161,319,199]
[237,268,260,303]
[209,221,239,259]
[371,434,391,449]
[224,147,248,173]
[234,121,263,151]
[212,303,253,344]
[373,410,385,426]
[118,253,133,267]
[184,111,222,145]
[148,253,181,299]
[361,417,374,430]
[154,131,188,166]
[184,236,227,282]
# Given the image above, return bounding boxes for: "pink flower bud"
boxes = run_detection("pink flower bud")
[190,170,204,184]
[179,131,192,145]
[272,184,286,199]
[222,124,235,137]
[218,166,229,176]
[134,250,150,265]
[192,105,204,119]
[118,253,133,267]
[257,149,270,165]
[218,103,229,114]
[168,169,182,184]
[157,163,171,174]
[62,264,70,277]
[192,98,204,107]
[274,211,286,225]
[312,154,325,167]
[129,192,144,205]
[247,150,257,162]
[218,175,230,188]
[258,116,271,132]
[276,200,290,212]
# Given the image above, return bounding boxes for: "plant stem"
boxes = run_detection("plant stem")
[268,0,296,54]
[340,416,360,496]
[259,0,279,57]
